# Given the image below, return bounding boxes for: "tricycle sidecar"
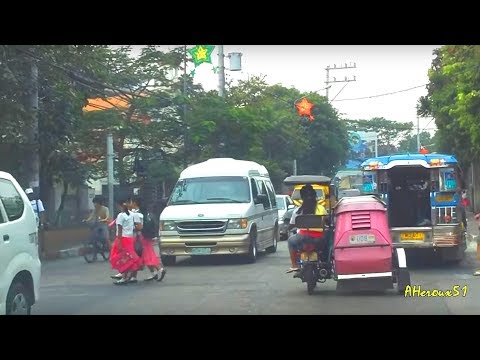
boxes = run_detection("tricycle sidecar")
[333,195,411,293]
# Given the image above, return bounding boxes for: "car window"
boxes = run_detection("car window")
[256,180,271,210]
[250,178,258,199]
[0,179,25,221]
[265,180,277,208]
[276,196,285,209]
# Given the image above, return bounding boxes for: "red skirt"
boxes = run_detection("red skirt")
[110,236,141,273]
[140,235,160,267]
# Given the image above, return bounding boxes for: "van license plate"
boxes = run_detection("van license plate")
[350,234,375,244]
[400,232,425,241]
[191,247,211,255]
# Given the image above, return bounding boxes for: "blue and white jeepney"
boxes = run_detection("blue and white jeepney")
[361,153,466,262]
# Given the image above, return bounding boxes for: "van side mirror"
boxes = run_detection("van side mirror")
[255,194,268,205]
[288,204,295,210]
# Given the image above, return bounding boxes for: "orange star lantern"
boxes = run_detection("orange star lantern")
[420,145,429,154]
[296,97,314,121]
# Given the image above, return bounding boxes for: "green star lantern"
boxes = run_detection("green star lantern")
[188,45,215,67]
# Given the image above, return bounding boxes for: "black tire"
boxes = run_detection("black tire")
[244,229,258,264]
[162,255,176,266]
[266,226,278,254]
[304,264,316,295]
[397,268,411,294]
[6,282,32,315]
[83,240,97,263]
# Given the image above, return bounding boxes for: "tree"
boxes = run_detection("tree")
[417,45,480,167]
[76,45,186,185]
[346,117,414,155]
[397,131,437,153]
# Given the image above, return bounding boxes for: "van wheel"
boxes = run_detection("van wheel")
[162,255,176,266]
[6,282,31,315]
[266,226,278,254]
[244,229,258,264]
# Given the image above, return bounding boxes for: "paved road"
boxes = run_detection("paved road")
[34,237,480,315]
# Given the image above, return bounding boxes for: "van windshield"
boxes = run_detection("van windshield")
[168,176,251,205]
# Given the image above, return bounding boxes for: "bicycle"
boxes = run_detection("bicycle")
[82,221,111,263]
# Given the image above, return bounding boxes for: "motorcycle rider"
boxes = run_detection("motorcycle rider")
[286,184,327,273]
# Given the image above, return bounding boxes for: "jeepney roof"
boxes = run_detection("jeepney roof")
[361,153,458,170]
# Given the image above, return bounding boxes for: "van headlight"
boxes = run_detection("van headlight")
[228,218,248,229]
[160,220,176,231]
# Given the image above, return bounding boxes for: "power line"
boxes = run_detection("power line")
[332,84,428,102]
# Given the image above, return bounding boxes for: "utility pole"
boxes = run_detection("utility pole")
[218,45,226,98]
[416,116,420,152]
[293,159,297,175]
[27,58,40,192]
[183,45,188,167]
[107,133,114,217]
[325,62,356,101]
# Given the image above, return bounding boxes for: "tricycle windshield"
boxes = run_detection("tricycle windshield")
[291,188,324,201]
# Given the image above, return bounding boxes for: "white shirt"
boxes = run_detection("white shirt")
[116,212,135,237]
[131,209,144,235]
[30,199,45,227]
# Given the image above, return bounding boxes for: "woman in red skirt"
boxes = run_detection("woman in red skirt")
[129,196,166,282]
[110,199,141,285]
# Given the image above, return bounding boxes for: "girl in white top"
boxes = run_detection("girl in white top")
[112,199,140,285]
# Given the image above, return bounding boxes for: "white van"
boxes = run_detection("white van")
[159,158,279,264]
[0,171,41,315]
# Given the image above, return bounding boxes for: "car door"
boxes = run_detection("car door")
[255,178,271,248]
[263,179,278,246]
[250,178,265,243]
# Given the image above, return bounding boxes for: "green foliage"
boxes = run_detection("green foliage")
[419,45,480,166]
[397,131,437,153]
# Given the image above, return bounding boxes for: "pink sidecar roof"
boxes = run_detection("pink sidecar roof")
[335,195,386,215]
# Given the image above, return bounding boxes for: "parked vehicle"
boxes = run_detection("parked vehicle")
[276,195,295,240]
[159,158,279,265]
[0,171,41,315]
[284,175,410,295]
[361,153,466,262]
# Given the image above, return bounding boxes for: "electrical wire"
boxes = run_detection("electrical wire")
[332,84,428,102]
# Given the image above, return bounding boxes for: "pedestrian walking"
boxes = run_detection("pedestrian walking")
[25,188,47,257]
[110,199,141,285]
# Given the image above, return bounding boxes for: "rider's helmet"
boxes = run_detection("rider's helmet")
[300,184,316,201]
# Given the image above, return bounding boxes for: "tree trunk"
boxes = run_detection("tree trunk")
[54,181,69,227]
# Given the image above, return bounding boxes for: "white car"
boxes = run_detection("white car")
[0,171,41,315]
[276,195,295,240]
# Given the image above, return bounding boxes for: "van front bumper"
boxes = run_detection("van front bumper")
[160,234,250,256]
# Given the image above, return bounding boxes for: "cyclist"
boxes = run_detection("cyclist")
[83,196,110,253]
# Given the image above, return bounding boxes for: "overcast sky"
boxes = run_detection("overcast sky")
[131,45,440,133]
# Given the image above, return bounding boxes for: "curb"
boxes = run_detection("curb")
[43,246,84,261]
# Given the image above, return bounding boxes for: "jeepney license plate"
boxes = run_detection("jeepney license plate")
[435,194,454,203]
[300,252,318,262]
[191,247,211,255]
[350,234,375,244]
[400,232,425,241]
